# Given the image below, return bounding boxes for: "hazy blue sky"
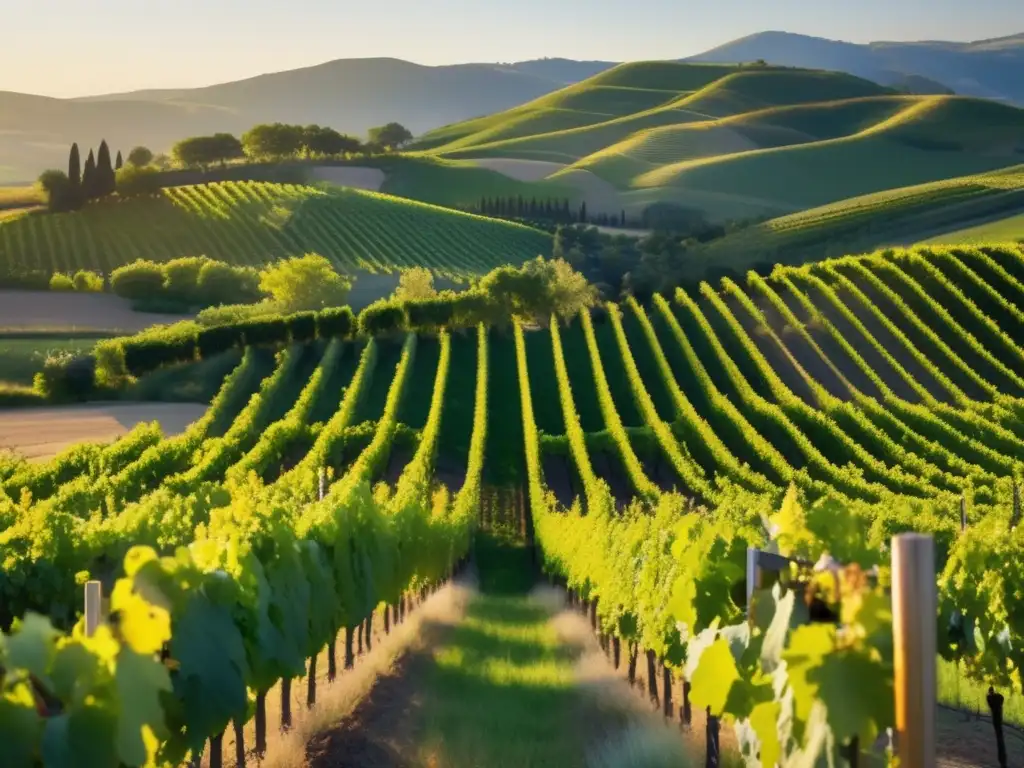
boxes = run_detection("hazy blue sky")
[5,0,1020,97]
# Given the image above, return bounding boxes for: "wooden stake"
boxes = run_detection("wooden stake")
[84,580,102,638]
[892,533,936,768]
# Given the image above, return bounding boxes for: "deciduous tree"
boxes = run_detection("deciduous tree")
[367,122,413,150]
[258,253,352,312]
[393,267,436,302]
[127,146,154,167]
[241,123,305,160]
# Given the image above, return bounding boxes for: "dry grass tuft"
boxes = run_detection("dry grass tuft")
[236,580,473,768]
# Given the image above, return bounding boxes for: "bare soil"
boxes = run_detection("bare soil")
[721,294,821,405]
[0,291,192,332]
[308,167,386,192]
[541,454,580,509]
[0,402,207,461]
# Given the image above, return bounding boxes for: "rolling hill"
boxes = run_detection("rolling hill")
[0,180,551,280]
[4,29,1020,185]
[688,31,1024,105]
[0,59,580,184]
[690,165,1024,275]
[413,62,1024,222]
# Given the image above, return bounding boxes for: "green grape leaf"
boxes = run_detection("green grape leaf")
[761,584,808,673]
[0,682,42,768]
[168,593,250,744]
[49,642,103,705]
[691,637,739,717]
[784,625,893,745]
[115,649,171,766]
[6,613,59,682]
[42,703,118,768]
[781,624,833,725]
[110,577,171,655]
[750,700,782,768]
[122,546,160,578]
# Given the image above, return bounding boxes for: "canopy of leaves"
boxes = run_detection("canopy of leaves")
[478,256,596,326]
[367,122,413,150]
[393,267,436,302]
[127,146,154,167]
[172,134,244,169]
[258,253,352,312]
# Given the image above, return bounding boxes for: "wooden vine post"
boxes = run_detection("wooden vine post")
[891,533,936,768]
[84,580,102,638]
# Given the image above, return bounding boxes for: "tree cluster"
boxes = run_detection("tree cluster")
[37,140,122,212]
[110,257,262,308]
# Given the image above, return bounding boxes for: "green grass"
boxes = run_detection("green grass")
[413,594,584,768]
[355,155,578,210]
[0,185,43,211]
[939,658,1024,726]
[924,212,1024,244]
[0,180,551,280]
[691,165,1024,273]
[413,61,1024,222]
[0,337,96,386]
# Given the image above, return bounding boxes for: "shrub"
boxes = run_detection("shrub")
[358,300,407,337]
[316,306,355,339]
[163,256,212,302]
[49,273,75,291]
[122,335,197,377]
[240,316,289,346]
[115,165,163,197]
[111,260,165,301]
[0,269,50,291]
[286,311,317,343]
[72,270,104,292]
[94,340,128,387]
[198,325,244,359]
[197,261,262,306]
[34,352,96,402]
[405,295,454,330]
[37,169,75,212]
[450,290,494,328]
[196,301,281,326]
[258,253,351,312]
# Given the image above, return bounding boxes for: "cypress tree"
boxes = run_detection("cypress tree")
[579,201,588,224]
[544,199,552,219]
[517,195,524,217]
[480,195,487,215]
[96,140,114,196]
[83,149,97,200]
[530,198,538,217]
[68,143,81,189]
[115,150,123,171]
[621,209,626,227]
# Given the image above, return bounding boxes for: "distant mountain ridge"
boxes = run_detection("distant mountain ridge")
[686,31,1024,104]
[0,30,1020,183]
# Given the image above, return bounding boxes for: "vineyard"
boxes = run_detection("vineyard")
[3,242,1024,765]
[0,180,551,279]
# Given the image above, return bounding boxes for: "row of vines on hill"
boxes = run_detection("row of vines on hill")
[0,181,549,278]
[0,324,490,766]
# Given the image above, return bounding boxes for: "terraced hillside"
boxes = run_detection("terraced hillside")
[3,243,1024,764]
[691,165,1024,273]
[414,61,1024,221]
[0,180,551,279]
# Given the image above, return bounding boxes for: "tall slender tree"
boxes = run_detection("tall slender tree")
[68,143,81,189]
[82,149,97,200]
[115,150,123,171]
[579,201,588,224]
[96,140,115,196]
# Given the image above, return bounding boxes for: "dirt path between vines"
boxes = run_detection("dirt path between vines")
[303,582,697,768]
